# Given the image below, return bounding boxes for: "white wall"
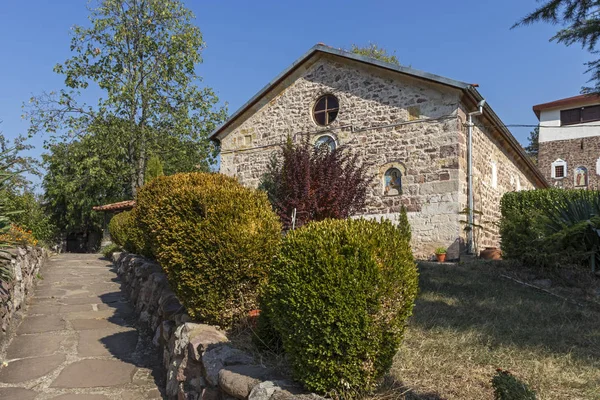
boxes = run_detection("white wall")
[539,105,600,143]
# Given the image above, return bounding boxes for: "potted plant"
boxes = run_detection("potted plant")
[435,247,447,263]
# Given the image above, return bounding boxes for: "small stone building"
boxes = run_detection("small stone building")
[211,45,547,259]
[535,94,600,189]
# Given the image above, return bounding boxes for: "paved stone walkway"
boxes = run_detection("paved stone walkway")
[0,254,165,400]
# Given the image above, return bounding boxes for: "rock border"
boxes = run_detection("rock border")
[113,252,322,400]
[0,246,48,335]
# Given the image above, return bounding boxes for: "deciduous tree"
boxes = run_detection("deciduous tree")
[25,0,226,195]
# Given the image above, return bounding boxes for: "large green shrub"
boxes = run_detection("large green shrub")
[262,216,418,395]
[500,189,600,268]
[108,211,131,247]
[134,172,281,328]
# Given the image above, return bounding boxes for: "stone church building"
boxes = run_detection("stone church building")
[210,44,547,259]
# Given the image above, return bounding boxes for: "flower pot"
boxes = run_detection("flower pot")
[480,247,502,260]
[436,253,446,263]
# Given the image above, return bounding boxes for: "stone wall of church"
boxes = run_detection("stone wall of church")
[538,136,600,190]
[218,55,465,259]
[460,109,538,253]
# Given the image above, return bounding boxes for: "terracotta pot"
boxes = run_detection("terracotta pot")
[480,247,502,260]
[436,253,446,263]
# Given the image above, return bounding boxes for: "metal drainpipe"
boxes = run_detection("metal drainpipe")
[467,113,475,255]
[467,100,485,255]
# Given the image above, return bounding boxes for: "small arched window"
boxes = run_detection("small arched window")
[384,168,402,196]
[314,135,337,152]
[313,94,339,126]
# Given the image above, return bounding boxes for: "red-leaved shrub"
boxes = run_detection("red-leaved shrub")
[260,136,371,229]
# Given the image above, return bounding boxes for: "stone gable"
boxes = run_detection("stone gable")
[219,56,464,259]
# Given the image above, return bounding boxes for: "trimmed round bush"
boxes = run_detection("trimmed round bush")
[134,172,281,328]
[262,217,419,395]
[108,210,132,248]
[108,209,144,254]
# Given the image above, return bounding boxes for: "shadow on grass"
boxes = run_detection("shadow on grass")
[412,262,600,363]
[373,376,445,400]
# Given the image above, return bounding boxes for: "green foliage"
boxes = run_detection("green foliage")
[4,191,57,246]
[500,189,600,269]
[0,145,30,281]
[25,0,227,195]
[42,130,131,239]
[515,1,600,93]
[434,247,447,255]
[524,127,539,164]
[491,369,537,400]
[350,43,400,65]
[108,211,134,249]
[261,216,418,395]
[144,155,164,184]
[101,243,122,259]
[135,172,281,328]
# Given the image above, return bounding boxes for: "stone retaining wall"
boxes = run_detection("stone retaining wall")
[113,252,321,400]
[0,246,48,334]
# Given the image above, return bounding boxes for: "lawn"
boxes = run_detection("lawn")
[392,261,600,399]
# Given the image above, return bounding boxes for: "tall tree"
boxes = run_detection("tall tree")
[350,43,400,65]
[525,127,539,164]
[514,1,600,93]
[25,0,226,195]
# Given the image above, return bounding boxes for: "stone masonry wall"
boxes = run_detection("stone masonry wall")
[539,136,600,190]
[0,247,48,335]
[219,55,464,259]
[113,252,322,400]
[457,108,538,253]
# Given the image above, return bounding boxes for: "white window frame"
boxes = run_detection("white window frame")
[551,159,567,179]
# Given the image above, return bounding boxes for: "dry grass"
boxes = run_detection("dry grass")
[391,261,600,400]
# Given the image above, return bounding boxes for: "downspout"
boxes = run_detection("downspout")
[466,99,486,255]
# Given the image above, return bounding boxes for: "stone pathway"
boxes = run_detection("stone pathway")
[0,254,164,400]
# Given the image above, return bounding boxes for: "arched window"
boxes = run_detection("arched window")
[384,168,402,195]
[575,166,588,187]
[314,135,337,152]
[313,94,339,126]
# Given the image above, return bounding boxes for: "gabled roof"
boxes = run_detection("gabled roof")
[210,44,547,188]
[209,44,472,140]
[92,200,135,212]
[533,94,600,119]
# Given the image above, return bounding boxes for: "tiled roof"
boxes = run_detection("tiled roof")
[92,200,136,212]
[533,94,600,119]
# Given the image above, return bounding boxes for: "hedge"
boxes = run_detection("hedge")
[108,210,132,248]
[500,189,600,268]
[133,172,281,328]
[261,215,418,395]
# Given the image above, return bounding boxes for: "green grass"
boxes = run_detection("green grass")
[391,261,600,400]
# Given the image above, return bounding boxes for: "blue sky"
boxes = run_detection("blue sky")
[0,1,592,188]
